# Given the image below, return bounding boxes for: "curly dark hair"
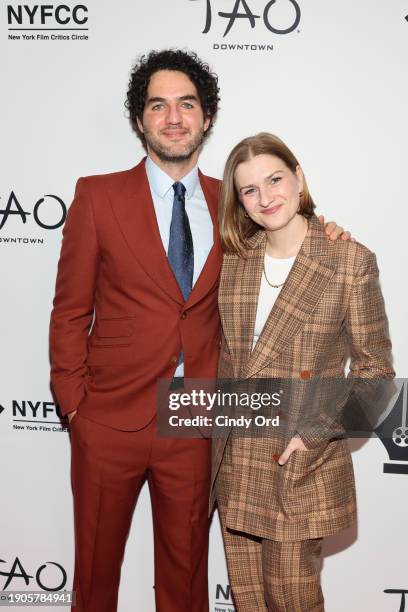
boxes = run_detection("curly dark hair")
[125,49,220,146]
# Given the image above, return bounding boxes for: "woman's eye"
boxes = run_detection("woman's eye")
[271,176,282,185]
[243,188,256,196]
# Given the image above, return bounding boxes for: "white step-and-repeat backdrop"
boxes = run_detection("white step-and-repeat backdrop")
[2,1,408,610]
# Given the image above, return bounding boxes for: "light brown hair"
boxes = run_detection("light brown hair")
[219,132,315,256]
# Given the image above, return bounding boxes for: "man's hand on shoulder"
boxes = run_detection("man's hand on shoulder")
[318,215,355,242]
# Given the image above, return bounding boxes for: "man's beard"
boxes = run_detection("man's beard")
[143,127,205,163]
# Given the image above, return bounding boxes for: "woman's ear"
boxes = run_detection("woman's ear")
[296,165,304,193]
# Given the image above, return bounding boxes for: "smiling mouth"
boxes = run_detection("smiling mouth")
[262,204,282,215]
[161,129,189,139]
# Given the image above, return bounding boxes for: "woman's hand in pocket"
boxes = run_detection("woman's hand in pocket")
[277,434,308,466]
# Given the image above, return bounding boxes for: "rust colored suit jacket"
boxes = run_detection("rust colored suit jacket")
[211,215,394,541]
[50,159,222,430]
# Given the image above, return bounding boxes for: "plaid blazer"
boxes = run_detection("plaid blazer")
[210,215,394,541]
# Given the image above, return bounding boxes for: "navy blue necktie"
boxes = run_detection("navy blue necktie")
[168,182,194,301]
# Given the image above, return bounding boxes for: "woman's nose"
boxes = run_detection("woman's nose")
[259,186,274,207]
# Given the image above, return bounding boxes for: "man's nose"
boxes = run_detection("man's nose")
[166,104,182,124]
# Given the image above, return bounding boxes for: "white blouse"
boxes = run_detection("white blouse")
[252,254,296,351]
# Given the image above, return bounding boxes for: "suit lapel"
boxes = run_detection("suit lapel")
[109,160,222,307]
[109,159,184,304]
[232,233,265,377]
[238,216,336,378]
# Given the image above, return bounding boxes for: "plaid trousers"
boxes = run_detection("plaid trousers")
[216,439,325,612]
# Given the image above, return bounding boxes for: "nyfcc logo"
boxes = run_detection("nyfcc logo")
[0,399,69,433]
[7,4,89,41]
[215,583,234,611]
[7,4,88,25]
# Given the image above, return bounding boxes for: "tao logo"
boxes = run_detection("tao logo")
[0,192,66,231]
[384,589,408,611]
[0,556,67,591]
[190,0,301,37]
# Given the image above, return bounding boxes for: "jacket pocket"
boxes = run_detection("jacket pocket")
[90,318,134,347]
[280,440,353,517]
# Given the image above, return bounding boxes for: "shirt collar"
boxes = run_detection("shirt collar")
[145,156,199,200]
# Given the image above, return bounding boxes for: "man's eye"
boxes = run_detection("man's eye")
[151,104,164,111]
[182,102,194,109]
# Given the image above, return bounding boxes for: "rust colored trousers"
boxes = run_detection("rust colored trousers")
[69,413,211,611]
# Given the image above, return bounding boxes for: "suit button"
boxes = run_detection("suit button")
[300,370,311,380]
[181,312,187,320]
[170,355,178,364]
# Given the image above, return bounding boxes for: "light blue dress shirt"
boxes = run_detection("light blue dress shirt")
[145,156,214,375]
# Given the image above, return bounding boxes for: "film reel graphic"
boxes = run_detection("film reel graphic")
[393,427,408,448]
[375,381,408,474]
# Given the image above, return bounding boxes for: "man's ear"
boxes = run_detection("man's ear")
[136,116,144,134]
[203,115,211,133]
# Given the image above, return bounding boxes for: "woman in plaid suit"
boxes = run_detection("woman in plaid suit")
[211,133,394,611]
